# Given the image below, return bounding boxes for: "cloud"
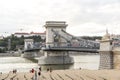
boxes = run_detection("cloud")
[0,0,120,36]
[67,22,106,36]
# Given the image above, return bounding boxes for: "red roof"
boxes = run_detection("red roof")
[14,31,46,35]
[14,32,29,35]
[30,31,46,35]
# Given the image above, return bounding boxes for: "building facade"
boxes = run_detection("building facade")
[14,31,46,39]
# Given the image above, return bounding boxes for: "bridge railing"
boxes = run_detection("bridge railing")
[46,42,99,49]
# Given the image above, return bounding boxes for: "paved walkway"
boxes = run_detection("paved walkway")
[0,69,120,80]
[39,69,120,80]
[0,72,34,80]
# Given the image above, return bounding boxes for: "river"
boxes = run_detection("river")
[0,55,100,73]
[0,57,38,73]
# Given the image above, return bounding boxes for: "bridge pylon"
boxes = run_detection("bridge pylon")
[44,21,68,47]
[38,21,74,65]
[99,31,113,69]
[24,39,34,50]
[23,39,36,58]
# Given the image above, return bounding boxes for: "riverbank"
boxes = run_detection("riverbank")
[0,53,20,57]
[0,69,120,80]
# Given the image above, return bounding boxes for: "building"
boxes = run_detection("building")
[14,32,29,37]
[14,31,46,39]
[30,31,46,39]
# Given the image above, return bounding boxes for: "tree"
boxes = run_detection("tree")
[0,34,45,52]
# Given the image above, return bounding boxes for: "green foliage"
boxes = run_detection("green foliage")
[0,48,7,53]
[0,35,44,52]
[25,35,42,42]
[0,40,7,47]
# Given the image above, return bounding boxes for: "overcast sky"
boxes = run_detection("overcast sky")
[0,0,120,36]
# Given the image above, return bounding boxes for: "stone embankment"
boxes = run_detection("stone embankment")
[0,53,20,57]
[1,69,120,80]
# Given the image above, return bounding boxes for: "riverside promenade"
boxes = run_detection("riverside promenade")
[0,69,120,80]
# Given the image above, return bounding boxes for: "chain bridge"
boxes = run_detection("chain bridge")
[22,21,120,70]
[23,21,100,65]
[24,21,99,53]
[42,29,99,53]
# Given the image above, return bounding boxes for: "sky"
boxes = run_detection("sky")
[0,0,120,37]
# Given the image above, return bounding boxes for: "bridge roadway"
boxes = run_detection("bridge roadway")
[24,46,99,53]
[23,47,41,52]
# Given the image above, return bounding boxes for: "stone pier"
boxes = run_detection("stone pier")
[99,30,120,69]
[38,21,73,65]
[22,39,41,58]
[99,51,113,69]
[99,31,113,69]
[39,51,74,65]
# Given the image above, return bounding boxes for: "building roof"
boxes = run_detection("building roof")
[14,31,46,36]
[30,31,46,35]
[14,32,29,35]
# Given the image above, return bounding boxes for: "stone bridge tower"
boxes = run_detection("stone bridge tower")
[23,39,36,58]
[24,39,34,50]
[44,21,68,48]
[38,21,73,65]
[99,30,113,69]
[99,29,120,69]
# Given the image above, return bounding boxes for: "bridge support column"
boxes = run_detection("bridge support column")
[99,51,113,69]
[99,32,113,69]
[22,52,37,58]
[24,39,34,50]
[39,21,73,65]
[38,51,73,65]
[44,21,68,48]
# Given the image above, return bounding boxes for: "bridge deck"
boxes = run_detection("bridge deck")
[42,47,99,53]
[23,48,41,52]
[24,47,99,53]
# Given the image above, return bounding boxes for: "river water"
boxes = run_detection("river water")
[0,57,38,73]
[0,55,100,73]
